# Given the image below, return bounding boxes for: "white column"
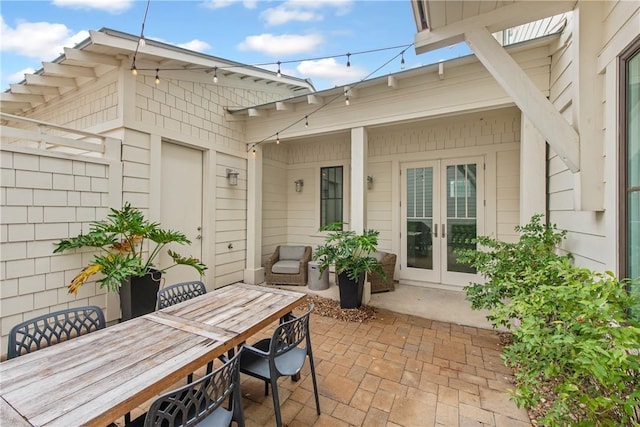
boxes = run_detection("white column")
[350,127,368,234]
[520,115,546,224]
[244,146,264,284]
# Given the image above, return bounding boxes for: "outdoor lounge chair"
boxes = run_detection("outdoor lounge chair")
[264,245,312,286]
[369,251,397,293]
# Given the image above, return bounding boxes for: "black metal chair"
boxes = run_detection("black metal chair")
[7,305,106,359]
[143,350,244,427]
[157,280,207,310]
[239,305,320,427]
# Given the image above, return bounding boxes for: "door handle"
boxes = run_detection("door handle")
[433,223,438,238]
[441,224,446,238]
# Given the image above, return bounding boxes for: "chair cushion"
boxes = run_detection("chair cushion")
[279,245,306,260]
[272,260,300,274]
[371,251,387,261]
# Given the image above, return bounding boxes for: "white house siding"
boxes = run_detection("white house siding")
[547,1,640,272]
[260,108,522,271]
[0,147,115,355]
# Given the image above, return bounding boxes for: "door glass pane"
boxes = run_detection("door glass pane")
[627,49,640,304]
[406,167,433,270]
[446,164,477,274]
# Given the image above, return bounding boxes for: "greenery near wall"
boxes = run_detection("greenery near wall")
[456,215,640,426]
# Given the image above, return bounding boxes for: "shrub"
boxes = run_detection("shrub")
[458,216,640,425]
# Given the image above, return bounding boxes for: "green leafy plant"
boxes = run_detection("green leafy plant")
[504,266,640,426]
[456,214,572,329]
[54,202,207,293]
[313,221,384,282]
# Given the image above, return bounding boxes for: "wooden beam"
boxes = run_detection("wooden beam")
[438,62,445,80]
[43,62,96,78]
[63,47,121,66]
[415,1,575,54]
[0,93,45,104]
[307,94,324,105]
[247,108,265,117]
[275,101,291,111]
[464,26,580,172]
[573,2,604,211]
[387,75,398,88]
[25,74,77,88]
[10,84,59,95]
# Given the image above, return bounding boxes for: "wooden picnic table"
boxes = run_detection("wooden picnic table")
[0,283,306,426]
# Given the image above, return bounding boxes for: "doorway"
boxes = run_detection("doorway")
[160,142,204,287]
[400,157,484,287]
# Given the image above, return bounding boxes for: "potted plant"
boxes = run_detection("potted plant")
[53,202,207,320]
[313,222,384,308]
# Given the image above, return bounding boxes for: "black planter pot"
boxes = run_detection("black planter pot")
[119,269,162,321]
[337,271,365,309]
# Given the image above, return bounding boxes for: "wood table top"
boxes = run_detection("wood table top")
[0,283,306,426]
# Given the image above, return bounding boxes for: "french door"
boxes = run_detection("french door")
[401,157,484,287]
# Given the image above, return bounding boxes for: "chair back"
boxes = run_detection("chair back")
[269,304,314,358]
[8,306,106,359]
[144,350,242,427]
[157,280,206,309]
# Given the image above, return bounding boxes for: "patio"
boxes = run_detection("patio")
[123,301,531,427]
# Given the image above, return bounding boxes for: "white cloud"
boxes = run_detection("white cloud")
[297,57,367,86]
[261,0,353,25]
[204,0,257,9]
[261,6,322,26]
[238,33,323,56]
[6,67,35,84]
[177,39,212,52]
[0,16,88,60]
[52,0,132,13]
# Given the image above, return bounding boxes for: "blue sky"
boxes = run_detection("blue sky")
[0,0,470,91]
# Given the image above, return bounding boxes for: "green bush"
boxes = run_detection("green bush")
[458,216,640,425]
[456,214,572,329]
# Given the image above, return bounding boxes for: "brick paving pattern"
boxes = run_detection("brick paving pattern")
[238,307,531,427]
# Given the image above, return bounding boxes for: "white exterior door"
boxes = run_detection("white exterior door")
[400,157,484,287]
[160,142,204,287]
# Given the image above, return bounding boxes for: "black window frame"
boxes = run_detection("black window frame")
[320,166,344,228]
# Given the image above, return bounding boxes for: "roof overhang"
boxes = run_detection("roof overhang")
[1,28,314,115]
[412,0,576,54]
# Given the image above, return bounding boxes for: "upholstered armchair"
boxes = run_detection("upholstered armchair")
[369,251,397,293]
[265,245,312,286]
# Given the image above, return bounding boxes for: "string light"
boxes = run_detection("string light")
[276,61,281,78]
[131,63,138,76]
[276,133,280,144]
[252,148,256,157]
[346,53,351,71]
[400,51,406,69]
[155,68,160,85]
[213,67,218,84]
[246,43,413,153]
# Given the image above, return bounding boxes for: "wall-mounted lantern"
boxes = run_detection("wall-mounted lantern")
[226,168,239,186]
[295,179,304,192]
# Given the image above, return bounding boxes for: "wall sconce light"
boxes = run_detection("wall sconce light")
[367,175,374,189]
[295,179,304,192]
[226,168,239,186]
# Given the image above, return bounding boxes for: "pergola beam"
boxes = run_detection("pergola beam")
[464,26,580,172]
[25,74,77,88]
[42,62,97,78]
[63,47,121,66]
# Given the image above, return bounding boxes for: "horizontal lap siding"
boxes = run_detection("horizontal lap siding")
[547,3,639,272]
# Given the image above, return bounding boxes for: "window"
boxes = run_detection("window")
[320,166,343,227]
[620,37,640,294]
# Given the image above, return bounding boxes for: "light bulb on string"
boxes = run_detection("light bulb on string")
[344,88,350,106]
[252,148,256,157]
[276,133,280,144]
[346,53,351,71]
[155,68,160,85]
[276,61,282,78]
[304,116,309,128]
[400,52,406,69]
[213,67,218,84]
[131,63,138,76]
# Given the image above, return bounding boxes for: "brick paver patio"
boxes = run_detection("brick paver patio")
[237,306,532,427]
